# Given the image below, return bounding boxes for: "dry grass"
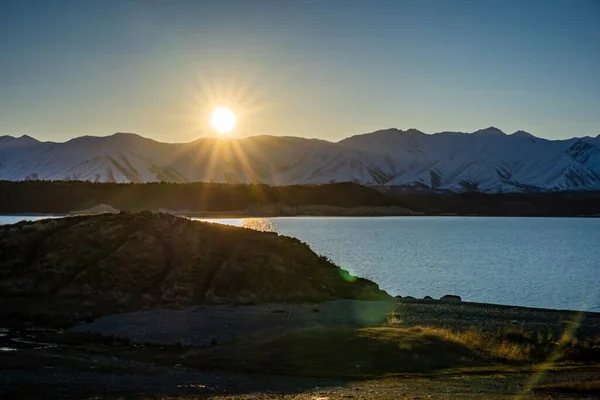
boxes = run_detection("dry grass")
[178,324,600,379]
[386,325,600,365]
[179,326,488,378]
[416,327,536,360]
[386,306,600,363]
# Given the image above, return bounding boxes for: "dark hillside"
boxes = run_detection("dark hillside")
[0,212,387,326]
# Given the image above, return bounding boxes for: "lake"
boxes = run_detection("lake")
[199,216,600,312]
[2,215,599,311]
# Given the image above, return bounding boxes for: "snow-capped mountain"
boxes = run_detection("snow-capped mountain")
[1,127,599,192]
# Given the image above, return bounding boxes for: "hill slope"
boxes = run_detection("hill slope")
[1,128,600,192]
[0,212,387,325]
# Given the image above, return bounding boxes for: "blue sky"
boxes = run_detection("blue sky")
[1,0,599,142]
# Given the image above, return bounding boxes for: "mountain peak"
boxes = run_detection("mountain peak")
[472,127,506,136]
[108,132,146,141]
[512,130,535,138]
[2,128,600,192]
[374,128,401,134]
[0,134,39,145]
[20,134,40,143]
[111,132,139,137]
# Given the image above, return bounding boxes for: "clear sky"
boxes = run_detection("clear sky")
[1,0,599,142]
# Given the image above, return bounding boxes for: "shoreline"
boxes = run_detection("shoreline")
[3,297,599,399]
[395,297,600,314]
[3,297,599,331]
[68,297,600,348]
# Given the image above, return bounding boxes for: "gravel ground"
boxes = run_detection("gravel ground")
[2,356,598,399]
[0,349,346,398]
[71,299,397,346]
[71,299,600,346]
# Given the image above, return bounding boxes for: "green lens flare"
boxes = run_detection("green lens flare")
[339,269,358,283]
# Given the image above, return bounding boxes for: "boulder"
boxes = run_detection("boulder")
[440,295,462,303]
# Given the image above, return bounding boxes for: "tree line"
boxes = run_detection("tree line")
[0,181,402,214]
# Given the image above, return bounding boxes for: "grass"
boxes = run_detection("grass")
[418,327,540,361]
[10,322,599,400]
[178,326,491,378]
[168,323,600,379]
[387,305,600,362]
[4,316,600,399]
[32,307,600,380]
[415,326,600,362]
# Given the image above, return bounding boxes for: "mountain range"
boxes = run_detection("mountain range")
[1,127,600,192]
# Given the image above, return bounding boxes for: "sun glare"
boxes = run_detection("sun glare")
[210,107,236,134]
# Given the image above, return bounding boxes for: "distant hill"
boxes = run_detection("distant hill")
[1,128,600,192]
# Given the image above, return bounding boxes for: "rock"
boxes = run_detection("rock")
[0,212,389,324]
[440,295,462,303]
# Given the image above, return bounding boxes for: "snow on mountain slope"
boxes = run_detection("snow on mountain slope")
[0,133,331,184]
[1,128,599,192]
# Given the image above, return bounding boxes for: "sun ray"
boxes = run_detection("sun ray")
[514,311,587,399]
[181,64,277,140]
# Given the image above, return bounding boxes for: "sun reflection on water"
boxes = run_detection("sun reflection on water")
[240,218,276,232]
[194,217,276,232]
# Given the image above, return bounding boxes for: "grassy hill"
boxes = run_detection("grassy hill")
[0,212,388,325]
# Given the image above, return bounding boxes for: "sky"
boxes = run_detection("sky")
[1,0,599,143]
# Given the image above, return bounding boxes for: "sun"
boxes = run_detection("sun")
[210,107,236,134]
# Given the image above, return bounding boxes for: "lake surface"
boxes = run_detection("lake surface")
[199,217,600,312]
[2,215,599,311]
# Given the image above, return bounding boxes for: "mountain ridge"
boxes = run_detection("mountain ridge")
[1,127,599,192]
